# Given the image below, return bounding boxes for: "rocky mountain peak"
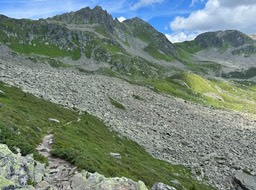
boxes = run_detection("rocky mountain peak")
[0,14,8,19]
[124,17,154,30]
[48,6,115,33]
[195,29,253,48]
[123,17,178,57]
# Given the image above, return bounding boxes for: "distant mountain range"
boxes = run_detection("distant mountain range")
[0,6,256,82]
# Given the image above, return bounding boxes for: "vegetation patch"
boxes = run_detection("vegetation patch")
[175,41,202,54]
[221,67,256,79]
[9,41,81,60]
[28,56,70,68]
[132,94,144,100]
[217,42,229,53]
[102,43,123,54]
[144,46,175,61]
[109,97,126,110]
[185,61,222,74]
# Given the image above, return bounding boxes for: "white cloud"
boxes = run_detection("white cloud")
[131,0,165,10]
[170,0,256,34]
[117,16,126,22]
[165,32,197,43]
[219,0,256,8]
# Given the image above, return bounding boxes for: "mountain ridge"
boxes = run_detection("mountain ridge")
[1,6,255,66]
[1,5,256,83]
[48,6,117,34]
[0,6,256,81]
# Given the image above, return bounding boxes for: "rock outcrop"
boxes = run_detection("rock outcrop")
[234,171,256,190]
[70,171,148,190]
[0,143,149,190]
[0,143,46,189]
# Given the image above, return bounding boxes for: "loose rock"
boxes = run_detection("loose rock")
[48,118,60,123]
[71,171,148,190]
[110,152,122,159]
[0,89,5,96]
[234,171,256,190]
[151,182,177,190]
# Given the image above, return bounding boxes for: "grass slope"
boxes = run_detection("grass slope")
[149,72,256,114]
[0,81,215,189]
[9,40,81,61]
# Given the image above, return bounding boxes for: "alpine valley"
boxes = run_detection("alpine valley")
[0,6,256,190]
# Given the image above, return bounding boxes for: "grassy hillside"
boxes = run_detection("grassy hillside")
[147,72,256,114]
[0,81,215,190]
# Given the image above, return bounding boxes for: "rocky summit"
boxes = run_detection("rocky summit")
[0,5,256,190]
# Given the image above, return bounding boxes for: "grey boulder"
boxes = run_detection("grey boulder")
[151,182,176,190]
[234,171,256,190]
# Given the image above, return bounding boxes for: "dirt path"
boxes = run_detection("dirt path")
[36,134,77,190]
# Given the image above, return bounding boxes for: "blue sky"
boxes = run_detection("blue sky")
[1,0,256,42]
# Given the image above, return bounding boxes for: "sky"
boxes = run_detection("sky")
[0,0,256,43]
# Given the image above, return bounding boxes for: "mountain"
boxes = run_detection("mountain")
[48,6,117,34]
[0,6,182,79]
[123,17,178,58]
[195,30,253,48]
[49,6,178,57]
[48,6,179,62]
[0,6,255,97]
[193,30,256,57]
[176,30,256,80]
[1,6,256,80]
[177,30,255,52]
